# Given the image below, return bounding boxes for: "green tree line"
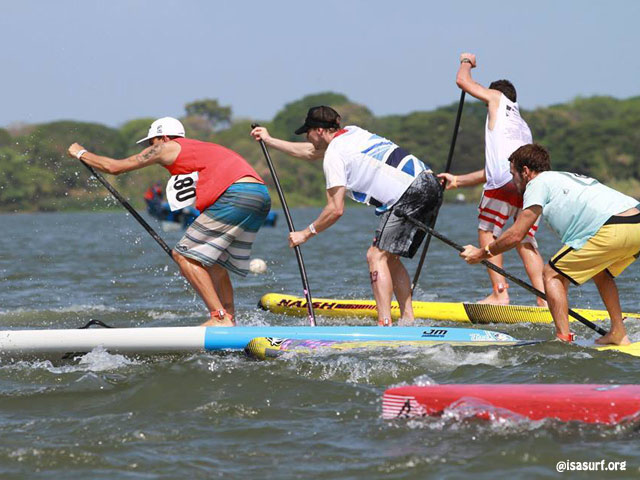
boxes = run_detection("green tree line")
[1,93,639,212]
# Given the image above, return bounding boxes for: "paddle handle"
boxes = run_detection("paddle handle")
[251,124,317,326]
[398,212,609,336]
[411,90,466,292]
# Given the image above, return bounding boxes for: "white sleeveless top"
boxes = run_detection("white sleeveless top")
[484,94,533,190]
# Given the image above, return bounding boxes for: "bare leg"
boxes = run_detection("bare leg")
[543,264,570,338]
[171,250,233,326]
[515,242,547,307]
[478,229,509,305]
[367,246,394,326]
[209,263,235,316]
[388,255,414,323]
[592,271,630,345]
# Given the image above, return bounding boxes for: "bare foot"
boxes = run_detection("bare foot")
[397,318,414,326]
[478,291,509,305]
[536,298,548,308]
[200,316,235,327]
[478,283,509,305]
[595,331,631,346]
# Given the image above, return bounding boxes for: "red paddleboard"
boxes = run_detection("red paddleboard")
[382,384,640,424]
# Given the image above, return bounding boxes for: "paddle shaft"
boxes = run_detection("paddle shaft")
[411,91,466,293]
[80,161,175,259]
[398,212,609,336]
[251,124,317,326]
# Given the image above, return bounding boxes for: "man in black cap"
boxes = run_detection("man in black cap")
[251,107,442,326]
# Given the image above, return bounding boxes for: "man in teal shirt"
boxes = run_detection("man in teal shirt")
[460,144,640,345]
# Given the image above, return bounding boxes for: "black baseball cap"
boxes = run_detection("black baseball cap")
[294,106,341,135]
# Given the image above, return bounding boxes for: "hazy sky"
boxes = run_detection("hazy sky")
[2,0,639,128]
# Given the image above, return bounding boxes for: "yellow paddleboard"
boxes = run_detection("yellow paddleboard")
[244,337,533,360]
[594,342,640,357]
[259,293,640,325]
[245,336,640,360]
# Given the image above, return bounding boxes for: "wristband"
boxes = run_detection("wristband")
[308,223,317,235]
[451,175,458,188]
[484,244,494,258]
[75,149,88,160]
[460,58,472,64]
[556,332,576,343]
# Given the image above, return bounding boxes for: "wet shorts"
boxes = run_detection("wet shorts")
[549,213,640,285]
[175,183,271,276]
[478,181,539,248]
[373,171,442,258]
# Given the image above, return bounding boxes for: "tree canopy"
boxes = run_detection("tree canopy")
[1,93,639,212]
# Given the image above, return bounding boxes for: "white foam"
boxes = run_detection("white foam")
[1,346,138,374]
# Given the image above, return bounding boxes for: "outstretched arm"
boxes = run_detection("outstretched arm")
[250,126,324,160]
[289,186,346,247]
[456,53,502,129]
[460,206,542,263]
[68,142,179,175]
[438,169,487,189]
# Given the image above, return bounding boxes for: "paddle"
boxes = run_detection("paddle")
[396,211,609,336]
[411,91,466,293]
[80,162,175,259]
[251,124,317,326]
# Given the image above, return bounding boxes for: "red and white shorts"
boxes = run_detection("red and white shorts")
[478,181,539,248]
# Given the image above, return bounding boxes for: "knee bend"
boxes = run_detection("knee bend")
[367,247,389,265]
[542,264,556,283]
[172,249,185,265]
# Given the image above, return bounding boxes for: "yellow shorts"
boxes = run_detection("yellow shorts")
[549,222,640,285]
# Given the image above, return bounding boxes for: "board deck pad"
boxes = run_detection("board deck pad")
[259,293,640,325]
[382,384,640,424]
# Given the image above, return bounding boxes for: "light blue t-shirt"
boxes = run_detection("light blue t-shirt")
[523,171,639,249]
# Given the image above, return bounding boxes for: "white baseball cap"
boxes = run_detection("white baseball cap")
[136,117,186,144]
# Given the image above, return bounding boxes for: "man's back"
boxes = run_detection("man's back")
[323,125,429,210]
[485,94,532,190]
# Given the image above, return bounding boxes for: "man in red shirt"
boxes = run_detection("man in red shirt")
[68,117,271,326]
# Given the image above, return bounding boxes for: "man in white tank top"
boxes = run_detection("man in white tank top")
[251,106,443,326]
[438,53,546,306]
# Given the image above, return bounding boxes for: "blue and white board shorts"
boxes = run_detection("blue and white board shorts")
[175,183,271,276]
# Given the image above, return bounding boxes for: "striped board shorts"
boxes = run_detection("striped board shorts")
[478,180,539,248]
[175,183,271,276]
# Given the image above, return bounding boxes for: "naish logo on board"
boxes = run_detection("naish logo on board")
[421,328,447,338]
[276,299,382,311]
[277,299,340,310]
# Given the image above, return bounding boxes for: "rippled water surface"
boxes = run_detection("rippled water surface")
[1,205,639,479]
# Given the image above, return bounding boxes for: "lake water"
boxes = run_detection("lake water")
[0,205,639,479]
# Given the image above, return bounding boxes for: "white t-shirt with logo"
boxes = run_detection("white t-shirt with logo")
[323,126,430,211]
[485,94,533,190]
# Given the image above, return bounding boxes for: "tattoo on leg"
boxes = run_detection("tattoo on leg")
[370,271,378,283]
